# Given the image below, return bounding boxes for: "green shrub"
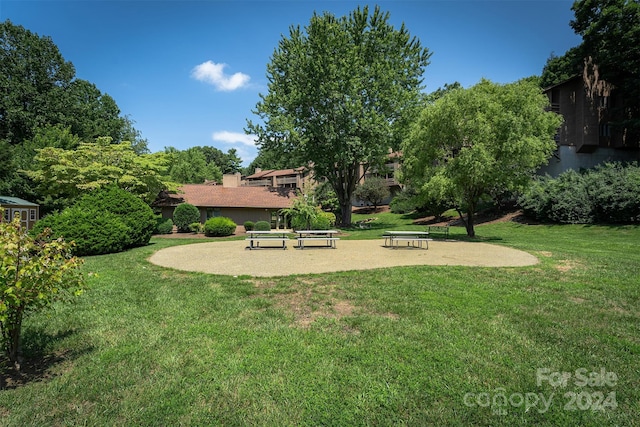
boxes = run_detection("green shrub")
[311,211,336,230]
[189,222,203,233]
[253,220,271,231]
[390,189,418,214]
[519,163,640,224]
[155,217,174,234]
[31,186,155,255]
[282,196,319,230]
[548,171,594,224]
[244,221,255,231]
[204,217,237,237]
[587,162,640,223]
[173,203,200,232]
[520,171,594,224]
[32,207,130,256]
[75,186,156,247]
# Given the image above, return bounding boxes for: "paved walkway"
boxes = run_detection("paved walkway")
[148,239,538,277]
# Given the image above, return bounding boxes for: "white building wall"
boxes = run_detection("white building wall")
[539,146,640,177]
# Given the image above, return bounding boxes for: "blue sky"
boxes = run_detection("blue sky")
[2,0,581,165]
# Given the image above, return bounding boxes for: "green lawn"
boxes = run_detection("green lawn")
[0,215,638,426]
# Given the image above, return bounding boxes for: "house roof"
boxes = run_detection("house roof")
[154,185,297,209]
[0,196,39,207]
[245,167,306,180]
[542,74,581,92]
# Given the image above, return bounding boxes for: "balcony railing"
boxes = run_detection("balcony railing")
[276,177,298,185]
[243,179,271,187]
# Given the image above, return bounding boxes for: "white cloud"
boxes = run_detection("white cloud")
[191,61,250,91]
[212,131,258,147]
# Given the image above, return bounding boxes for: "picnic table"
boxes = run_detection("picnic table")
[295,230,340,249]
[383,230,430,249]
[245,230,289,250]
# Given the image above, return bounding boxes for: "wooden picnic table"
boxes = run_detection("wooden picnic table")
[383,230,430,249]
[245,230,290,250]
[295,230,340,249]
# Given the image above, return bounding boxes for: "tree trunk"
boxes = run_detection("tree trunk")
[339,197,353,226]
[456,205,476,238]
[466,208,476,238]
[2,307,24,367]
[331,164,361,226]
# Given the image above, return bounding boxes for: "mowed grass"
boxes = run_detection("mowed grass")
[0,215,638,426]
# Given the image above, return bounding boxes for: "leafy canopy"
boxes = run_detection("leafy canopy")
[165,147,223,184]
[26,137,170,211]
[401,79,563,237]
[0,20,149,199]
[247,6,430,225]
[354,176,390,210]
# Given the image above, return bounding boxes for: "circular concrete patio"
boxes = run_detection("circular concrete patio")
[148,239,538,277]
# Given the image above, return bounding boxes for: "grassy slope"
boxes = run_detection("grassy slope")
[0,216,638,426]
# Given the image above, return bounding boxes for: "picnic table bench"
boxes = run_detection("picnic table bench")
[383,230,430,249]
[245,230,289,250]
[427,225,450,239]
[295,230,340,249]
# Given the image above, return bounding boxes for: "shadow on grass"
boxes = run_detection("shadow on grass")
[1,328,92,390]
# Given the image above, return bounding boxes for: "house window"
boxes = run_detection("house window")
[599,96,609,109]
[600,123,611,137]
[2,209,9,222]
[206,208,221,218]
[550,89,560,113]
[30,209,36,221]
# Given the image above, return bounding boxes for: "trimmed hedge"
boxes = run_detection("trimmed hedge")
[155,217,174,234]
[75,186,156,247]
[519,162,640,224]
[32,207,130,256]
[31,186,156,256]
[253,220,271,231]
[204,217,237,237]
[173,203,200,232]
[244,221,255,231]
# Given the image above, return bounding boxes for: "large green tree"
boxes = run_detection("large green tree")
[165,147,223,184]
[540,47,584,88]
[26,137,169,211]
[247,6,431,225]
[0,20,74,146]
[0,20,147,198]
[401,79,563,237]
[198,146,243,174]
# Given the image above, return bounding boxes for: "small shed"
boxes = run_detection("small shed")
[0,196,40,230]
